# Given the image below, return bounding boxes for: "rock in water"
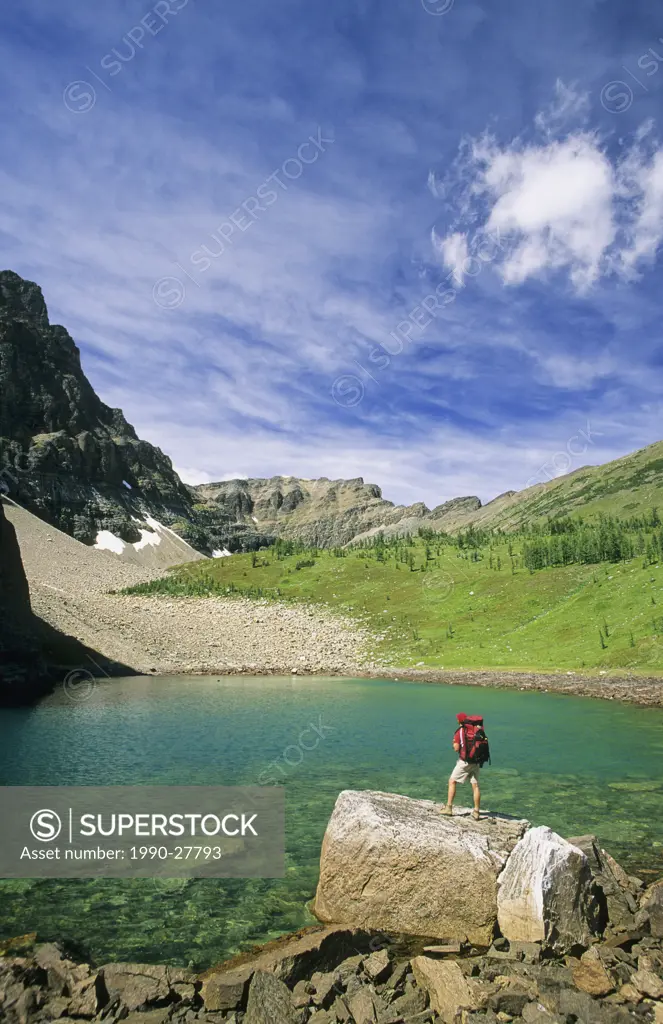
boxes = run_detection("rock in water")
[313,790,528,946]
[497,826,597,953]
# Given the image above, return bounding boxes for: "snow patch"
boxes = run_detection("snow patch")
[122,480,132,490]
[212,548,232,558]
[94,530,126,555]
[143,515,192,546]
[251,516,258,523]
[134,529,162,551]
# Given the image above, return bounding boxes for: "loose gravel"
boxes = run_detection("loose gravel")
[5,500,372,675]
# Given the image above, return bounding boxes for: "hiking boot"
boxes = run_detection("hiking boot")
[440,805,453,816]
[472,810,481,821]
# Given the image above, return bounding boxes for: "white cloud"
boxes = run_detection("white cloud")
[475,132,616,291]
[432,230,469,285]
[434,91,663,294]
[620,147,663,272]
[534,80,591,137]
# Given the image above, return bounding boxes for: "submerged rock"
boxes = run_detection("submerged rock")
[313,790,529,946]
[497,826,598,953]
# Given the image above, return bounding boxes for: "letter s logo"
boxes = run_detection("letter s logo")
[30,809,62,841]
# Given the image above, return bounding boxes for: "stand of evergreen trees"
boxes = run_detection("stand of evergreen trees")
[522,511,662,570]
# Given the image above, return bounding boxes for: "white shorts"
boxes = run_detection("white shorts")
[450,759,481,785]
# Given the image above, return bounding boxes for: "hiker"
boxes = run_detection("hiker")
[441,713,490,821]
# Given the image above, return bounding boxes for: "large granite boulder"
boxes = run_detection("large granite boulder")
[497,826,599,953]
[313,790,529,946]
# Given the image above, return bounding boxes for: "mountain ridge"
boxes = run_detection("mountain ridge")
[2,270,662,555]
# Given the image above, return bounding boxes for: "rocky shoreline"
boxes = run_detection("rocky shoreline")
[3,798,663,1024]
[356,668,663,708]
[2,895,663,1024]
[157,666,663,708]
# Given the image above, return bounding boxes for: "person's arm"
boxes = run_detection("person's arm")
[452,729,460,753]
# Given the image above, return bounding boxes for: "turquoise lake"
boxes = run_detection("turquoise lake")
[0,675,662,968]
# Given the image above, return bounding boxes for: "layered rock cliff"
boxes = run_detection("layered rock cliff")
[0,271,253,556]
[194,477,483,548]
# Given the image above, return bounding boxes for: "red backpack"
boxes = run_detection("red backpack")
[456,713,491,766]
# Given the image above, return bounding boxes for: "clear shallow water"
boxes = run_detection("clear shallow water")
[0,675,662,968]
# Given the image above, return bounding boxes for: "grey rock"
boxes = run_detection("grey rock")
[336,955,364,984]
[363,950,391,984]
[507,941,541,964]
[487,990,530,1016]
[344,984,378,1023]
[385,962,410,993]
[632,968,663,998]
[521,1002,565,1024]
[330,993,352,1021]
[381,986,427,1019]
[411,958,495,1024]
[567,835,637,931]
[244,970,298,1024]
[557,986,609,1023]
[643,882,663,939]
[100,963,170,1011]
[311,971,341,1008]
[121,1010,172,1024]
[200,969,251,1013]
[292,979,313,1009]
[497,827,598,953]
[200,927,373,1012]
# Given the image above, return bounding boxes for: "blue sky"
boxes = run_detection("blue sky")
[1,0,662,507]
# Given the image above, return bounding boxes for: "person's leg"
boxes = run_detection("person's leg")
[471,777,481,819]
[441,772,458,814]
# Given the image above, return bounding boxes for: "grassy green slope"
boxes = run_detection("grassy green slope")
[126,535,663,675]
[463,441,663,533]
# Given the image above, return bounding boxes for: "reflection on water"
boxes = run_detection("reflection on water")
[0,675,662,967]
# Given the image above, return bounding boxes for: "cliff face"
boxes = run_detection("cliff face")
[0,271,242,554]
[194,477,483,547]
